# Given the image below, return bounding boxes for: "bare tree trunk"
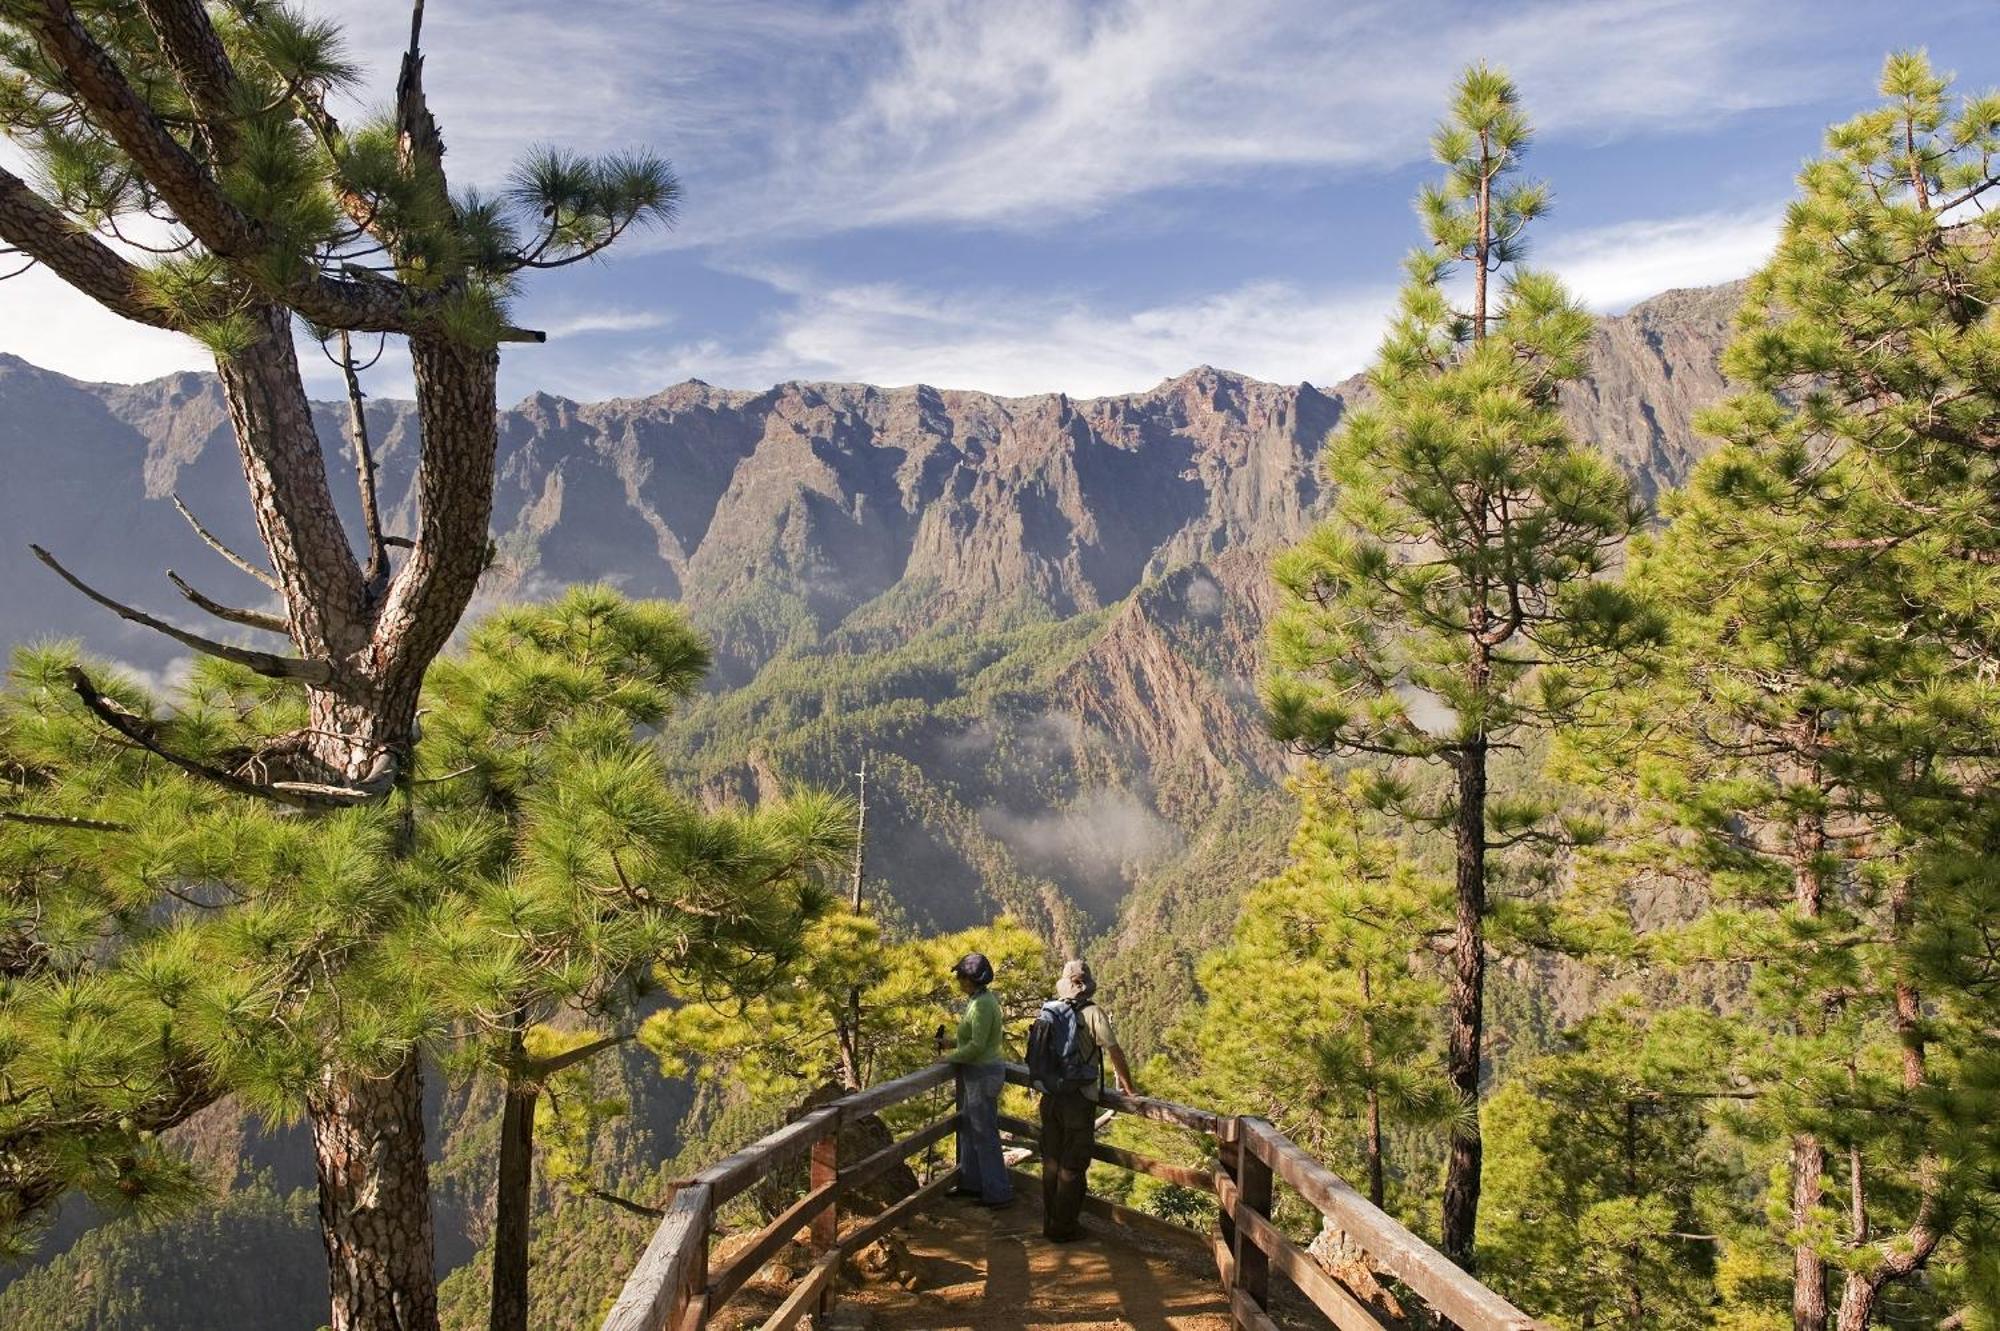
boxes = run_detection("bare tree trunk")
[310,1056,438,1331]
[486,1031,627,1330]
[836,754,870,1091]
[1441,739,1487,1268]
[1790,749,1830,1331]
[489,1024,537,1331]
[1833,877,1944,1331]
[1791,1132,1829,1331]
[1361,963,1385,1210]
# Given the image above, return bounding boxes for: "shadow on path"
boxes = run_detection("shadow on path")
[854,1198,1234,1331]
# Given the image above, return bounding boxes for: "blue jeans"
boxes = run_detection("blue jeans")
[955,1062,1012,1203]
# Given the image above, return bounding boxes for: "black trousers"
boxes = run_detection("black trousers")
[1039,1089,1096,1240]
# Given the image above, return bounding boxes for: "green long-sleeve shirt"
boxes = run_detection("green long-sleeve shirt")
[947,988,1003,1065]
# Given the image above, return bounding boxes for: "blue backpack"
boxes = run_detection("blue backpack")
[1026,998,1102,1095]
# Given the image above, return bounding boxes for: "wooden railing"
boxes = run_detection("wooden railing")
[601,1061,1543,1331]
[600,1063,960,1331]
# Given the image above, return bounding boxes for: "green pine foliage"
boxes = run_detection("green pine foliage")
[1518,50,2000,1330]
[1478,1006,1743,1330]
[1170,766,1449,1224]
[1263,61,1661,1261]
[647,913,1048,1121]
[1,588,853,1322]
[1700,66,2000,1309]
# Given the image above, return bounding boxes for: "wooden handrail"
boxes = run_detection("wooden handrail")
[1238,1117,1542,1331]
[1218,1172,1387,1331]
[694,1105,840,1207]
[602,1184,711,1331]
[834,1061,954,1120]
[603,1060,1544,1331]
[601,1064,958,1331]
[1000,1061,1226,1135]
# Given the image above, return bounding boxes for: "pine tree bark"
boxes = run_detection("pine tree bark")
[310,1056,439,1331]
[489,1024,538,1331]
[1791,1132,1829,1331]
[487,1031,627,1330]
[1789,745,1829,1331]
[1441,738,1487,1268]
[1832,877,1944,1331]
[1360,963,1385,1210]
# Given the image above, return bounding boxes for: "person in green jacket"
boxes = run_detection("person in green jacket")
[937,951,1012,1206]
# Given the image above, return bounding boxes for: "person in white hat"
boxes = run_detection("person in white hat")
[1033,958,1135,1242]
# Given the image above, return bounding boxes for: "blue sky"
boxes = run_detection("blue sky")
[6,0,1998,401]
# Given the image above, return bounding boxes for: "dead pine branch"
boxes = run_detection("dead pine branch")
[165,570,288,635]
[31,545,330,683]
[169,494,279,591]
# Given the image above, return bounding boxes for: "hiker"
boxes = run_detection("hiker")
[1028,958,1136,1243]
[938,951,1013,1207]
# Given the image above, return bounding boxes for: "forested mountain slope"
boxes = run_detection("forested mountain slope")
[0,280,1740,954]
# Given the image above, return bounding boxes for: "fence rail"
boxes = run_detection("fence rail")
[602,1060,1543,1331]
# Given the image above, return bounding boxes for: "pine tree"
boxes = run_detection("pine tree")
[648,915,1048,1118]
[1174,766,1447,1220]
[0,590,850,1331]
[404,588,855,1331]
[1479,1004,1740,1330]
[0,645,219,1254]
[0,8,676,1326]
[1263,64,1659,1263]
[1564,434,1904,1330]
[1680,50,2000,1330]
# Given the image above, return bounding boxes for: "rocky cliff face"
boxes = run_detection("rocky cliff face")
[0,281,1744,942]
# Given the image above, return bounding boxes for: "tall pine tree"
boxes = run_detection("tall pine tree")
[1686,50,2000,1330]
[1264,64,1658,1263]
[0,8,677,1326]
[1568,438,1901,1330]
[407,588,855,1331]
[0,590,852,1331]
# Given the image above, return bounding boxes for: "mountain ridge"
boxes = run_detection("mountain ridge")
[0,281,1744,941]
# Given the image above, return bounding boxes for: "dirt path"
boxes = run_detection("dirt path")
[847,1198,1234,1331]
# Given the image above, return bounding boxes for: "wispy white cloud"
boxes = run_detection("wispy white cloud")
[538,309,672,338]
[591,204,1778,398]
[592,274,1395,398]
[692,0,1823,239]
[1544,208,1782,311]
[0,3,1818,390]
[301,0,1824,242]
[0,265,209,384]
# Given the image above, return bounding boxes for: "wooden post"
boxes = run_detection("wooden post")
[810,1128,839,1319]
[680,1191,711,1331]
[1217,1122,1240,1265]
[951,1064,965,1188]
[1231,1129,1274,1329]
[810,1132,840,1255]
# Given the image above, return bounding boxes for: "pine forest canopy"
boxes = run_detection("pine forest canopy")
[0,12,1997,1331]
